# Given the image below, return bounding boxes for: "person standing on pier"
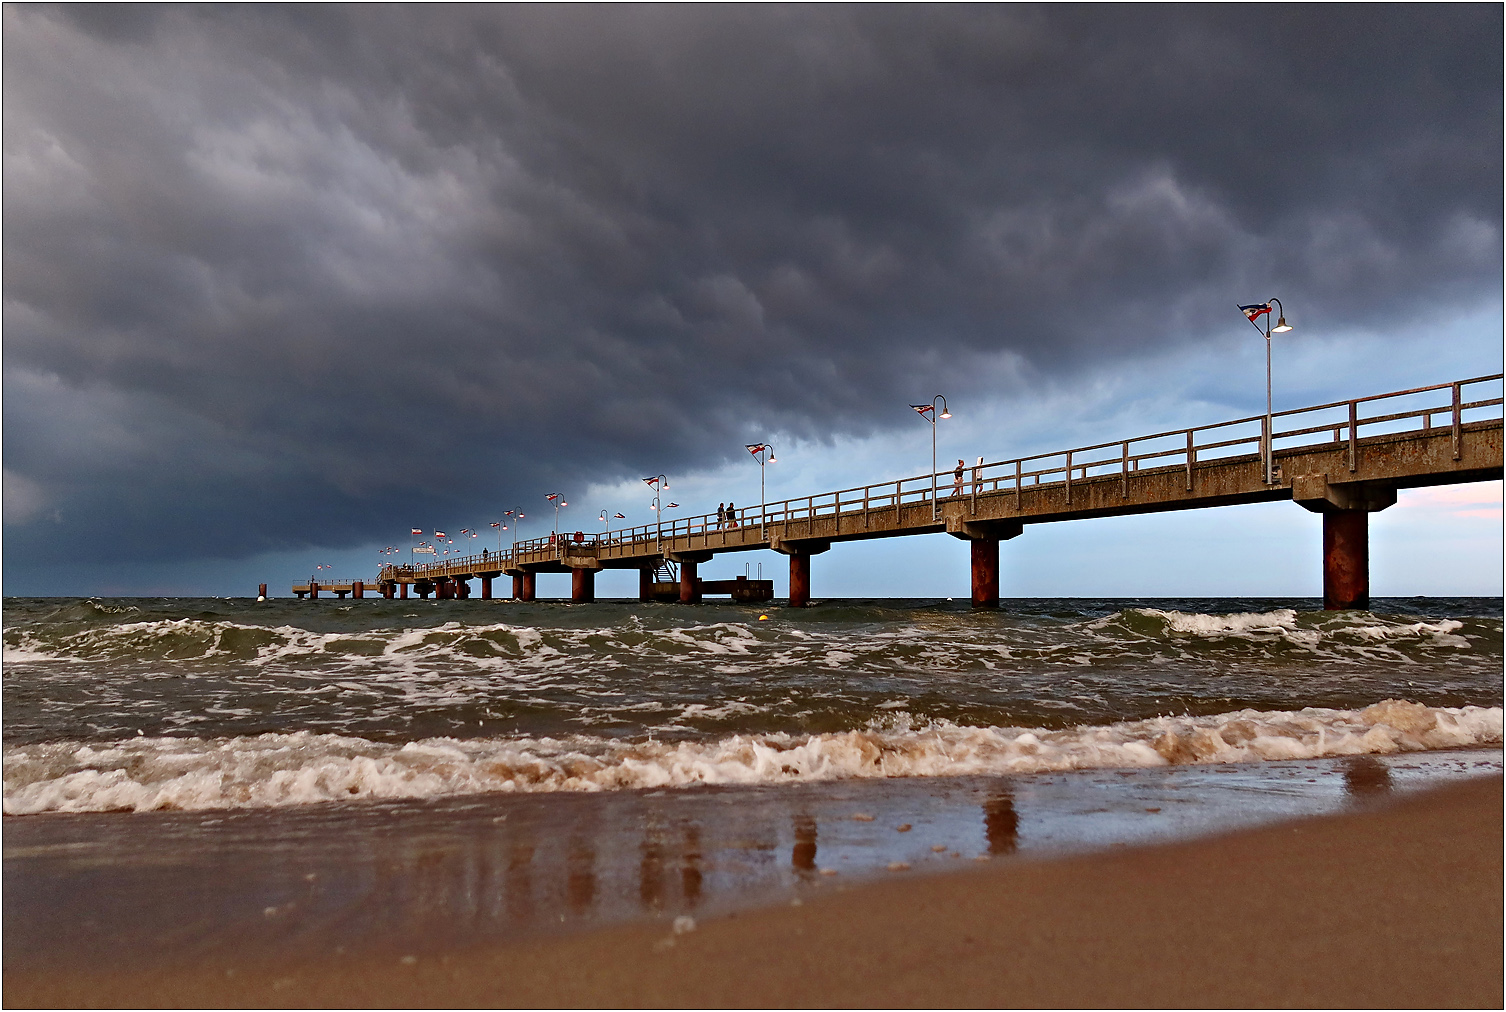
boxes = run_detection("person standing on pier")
[717,503,727,530]
[727,503,738,527]
[953,459,965,496]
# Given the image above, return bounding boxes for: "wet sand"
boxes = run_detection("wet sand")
[8,773,1500,1008]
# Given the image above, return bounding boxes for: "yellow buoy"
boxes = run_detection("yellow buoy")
[758,614,769,621]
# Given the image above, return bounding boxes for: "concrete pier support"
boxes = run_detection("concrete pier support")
[519,572,536,602]
[310,582,319,600]
[971,538,1000,609]
[416,582,432,599]
[400,582,408,599]
[1323,510,1370,611]
[789,553,810,608]
[481,576,492,599]
[639,567,655,602]
[353,581,364,599]
[680,559,700,604]
[572,568,596,603]
[455,579,469,599]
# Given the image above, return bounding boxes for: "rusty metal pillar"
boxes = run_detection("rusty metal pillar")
[1323,509,1370,611]
[680,559,700,603]
[400,582,408,599]
[456,579,471,599]
[416,583,431,599]
[520,572,536,602]
[971,538,1000,609]
[639,567,655,602]
[353,581,364,599]
[258,583,267,599]
[512,574,524,600]
[572,568,596,603]
[789,553,810,608]
[481,576,492,599]
[310,581,319,600]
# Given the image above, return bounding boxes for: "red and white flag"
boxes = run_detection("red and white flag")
[613,513,625,519]
[746,444,765,456]
[546,493,559,501]
[490,522,501,528]
[642,477,658,487]
[411,528,423,536]
[911,404,934,418]
[435,531,447,539]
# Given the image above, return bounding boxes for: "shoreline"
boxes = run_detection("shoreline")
[9,773,1500,1008]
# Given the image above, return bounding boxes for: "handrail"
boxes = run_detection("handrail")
[375,374,1502,582]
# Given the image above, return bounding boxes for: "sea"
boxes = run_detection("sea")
[4,595,1502,972]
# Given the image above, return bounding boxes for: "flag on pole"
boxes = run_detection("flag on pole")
[491,523,501,528]
[911,404,934,417]
[411,528,423,535]
[642,477,659,487]
[746,444,765,455]
[546,493,559,501]
[435,531,447,538]
[666,502,680,508]
[614,512,625,519]
[1239,303,1272,323]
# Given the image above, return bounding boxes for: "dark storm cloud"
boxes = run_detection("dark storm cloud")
[3,4,1500,572]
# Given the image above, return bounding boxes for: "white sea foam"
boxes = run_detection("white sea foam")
[5,701,1499,815]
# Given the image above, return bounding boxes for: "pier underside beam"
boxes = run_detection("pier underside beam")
[572,567,595,603]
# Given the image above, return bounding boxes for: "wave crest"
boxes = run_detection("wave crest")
[4,701,1498,815]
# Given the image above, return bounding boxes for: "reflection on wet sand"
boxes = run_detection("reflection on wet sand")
[1343,755,1393,798]
[566,836,596,915]
[792,815,818,872]
[8,752,1497,974]
[984,788,1019,855]
[680,823,704,907]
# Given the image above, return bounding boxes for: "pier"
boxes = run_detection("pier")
[330,374,1499,610]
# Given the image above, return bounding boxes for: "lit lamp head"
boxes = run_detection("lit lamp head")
[1272,316,1293,333]
[939,409,952,419]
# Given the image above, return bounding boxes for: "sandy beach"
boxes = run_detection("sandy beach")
[8,773,1499,1009]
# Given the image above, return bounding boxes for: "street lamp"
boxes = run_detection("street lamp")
[599,509,625,542]
[1239,298,1293,484]
[546,494,567,542]
[910,396,951,519]
[745,442,777,536]
[643,475,669,547]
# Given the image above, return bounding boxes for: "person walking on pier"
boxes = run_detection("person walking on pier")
[953,459,965,497]
[717,503,727,530]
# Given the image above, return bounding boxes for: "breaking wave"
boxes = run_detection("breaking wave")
[5,700,1499,815]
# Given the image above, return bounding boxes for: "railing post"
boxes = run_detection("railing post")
[1349,400,1358,472]
[1185,430,1194,492]
[1120,441,1129,498]
[1015,459,1022,510]
[1261,414,1271,484]
[895,480,902,521]
[1065,450,1072,505]
[1451,382,1462,460]
[863,485,870,529]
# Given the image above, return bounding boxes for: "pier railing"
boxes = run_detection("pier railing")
[382,373,1502,582]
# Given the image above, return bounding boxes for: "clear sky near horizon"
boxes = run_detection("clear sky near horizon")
[3,6,1502,599]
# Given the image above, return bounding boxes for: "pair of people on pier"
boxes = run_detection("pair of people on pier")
[717,503,739,529]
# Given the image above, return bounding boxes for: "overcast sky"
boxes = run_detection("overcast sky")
[4,4,1501,598]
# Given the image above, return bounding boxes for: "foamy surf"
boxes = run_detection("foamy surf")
[5,700,1499,815]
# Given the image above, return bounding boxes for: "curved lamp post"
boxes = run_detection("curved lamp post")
[643,475,669,549]
[910,396,951,519]
[1239,299,1293,484]
[546,494,567,546]
[745,442,777,537]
